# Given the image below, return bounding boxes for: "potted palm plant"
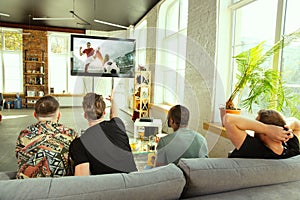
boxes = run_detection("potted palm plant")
[220,28,300,123]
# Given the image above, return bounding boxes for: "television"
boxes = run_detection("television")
[70,34,135,78]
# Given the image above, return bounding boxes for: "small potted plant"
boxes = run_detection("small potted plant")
[220,29,300,124]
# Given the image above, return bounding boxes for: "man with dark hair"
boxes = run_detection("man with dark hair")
[15,95,78,178]
[224,109,300,159]
[69,92,137,176]
[79,41,95,72]
[155,105,208,166]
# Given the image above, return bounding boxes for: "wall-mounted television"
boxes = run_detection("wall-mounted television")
[70,34,135,78]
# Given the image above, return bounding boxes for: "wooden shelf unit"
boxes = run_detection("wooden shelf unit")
[133,71,151,118]
[23,49,47,107]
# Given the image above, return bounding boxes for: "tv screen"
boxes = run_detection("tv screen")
[70,34,135,78]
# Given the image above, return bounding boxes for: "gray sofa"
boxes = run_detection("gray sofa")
[1,155,300,200]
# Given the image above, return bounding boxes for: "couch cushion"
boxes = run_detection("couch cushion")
[0,171,16,180]
[0,163,186,200]
[184,180,300,200]
[178,155,300,198]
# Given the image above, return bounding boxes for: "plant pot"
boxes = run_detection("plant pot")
[219,107,242,126]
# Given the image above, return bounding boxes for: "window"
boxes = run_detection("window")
[48,32,85,94]
[135,20,147,67]
[225,0,300,116]
[155,0,188,105]
[0,28,23,93]
[48,32,69,94]
[281,0,300,96]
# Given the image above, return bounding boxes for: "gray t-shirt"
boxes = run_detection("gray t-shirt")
[156,128,208,165]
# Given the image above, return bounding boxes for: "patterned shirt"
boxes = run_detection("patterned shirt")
[15,121,78,179]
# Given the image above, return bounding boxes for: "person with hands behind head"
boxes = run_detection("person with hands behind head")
[224,109,300,159]
[15,95,78,179]
[69,91,137,176]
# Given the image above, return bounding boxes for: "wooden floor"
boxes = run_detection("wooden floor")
[0,107,147,172]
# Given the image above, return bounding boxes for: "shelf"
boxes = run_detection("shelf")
[24,60,44,64]
[25,102,37,106]
[134,71,151,118]
[25,84,45,87]
[25,96,42,99]
[23,42,47,108]
[24,73,45,76]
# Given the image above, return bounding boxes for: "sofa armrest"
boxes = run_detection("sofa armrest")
[0,171,17,180]
[178,155,300,198]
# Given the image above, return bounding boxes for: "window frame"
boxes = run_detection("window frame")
[155,0,188,105]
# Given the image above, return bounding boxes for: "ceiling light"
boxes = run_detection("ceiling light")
[32,17,75,21]
[0,12,10,17]
[94,19,129,29]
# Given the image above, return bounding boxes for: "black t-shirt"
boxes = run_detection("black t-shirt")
[229,135,300,159]
[70,117,137,175]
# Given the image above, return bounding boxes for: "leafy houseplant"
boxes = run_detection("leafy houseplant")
[224,28,300,118]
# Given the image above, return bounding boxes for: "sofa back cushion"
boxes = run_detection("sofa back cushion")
[0,163,186,200]
[178,155,300,198]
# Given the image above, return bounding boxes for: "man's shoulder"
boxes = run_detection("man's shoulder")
[177,128,203,136]
[19,123,40,135]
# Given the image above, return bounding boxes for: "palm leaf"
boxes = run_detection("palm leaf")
[227,27,300,113]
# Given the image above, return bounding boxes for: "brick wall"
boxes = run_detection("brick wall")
[23,29,48,95]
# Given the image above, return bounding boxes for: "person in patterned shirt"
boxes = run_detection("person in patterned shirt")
[15,95,78,179]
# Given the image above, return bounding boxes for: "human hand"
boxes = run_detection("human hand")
[267,125,293,142]
[106,89,116,101]
[80,46,82,50]
[105,95,112,102]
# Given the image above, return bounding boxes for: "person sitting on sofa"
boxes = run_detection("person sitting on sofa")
[69,92,137,176]
[155,105,208,167]
[224,109,300,159]
[15,95,78,179]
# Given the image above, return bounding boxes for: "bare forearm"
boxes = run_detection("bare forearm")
[110,99,118,119]
[224,114,292,147]
[286,117,300,137]
[74,163,90,176]
[286,117,300,130]
[224,114,268,133]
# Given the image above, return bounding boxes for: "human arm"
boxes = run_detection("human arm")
[69,138,91,176]
[154,139,167,167]
[74,163,90,176]
[106,90,118,119]
[79,47,83,56]
[286,117,300,138]
[223,114,292,149]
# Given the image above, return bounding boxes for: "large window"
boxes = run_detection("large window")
[0,28,23,93]
[155,0,188,105]
[48,32,69,94]
[134,20,147,67]
[48,32,85,94]
[281,0,300,96]
[228,0,300,114]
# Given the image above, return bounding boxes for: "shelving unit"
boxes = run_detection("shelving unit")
[23,49,46,107]
[133,71,151,118]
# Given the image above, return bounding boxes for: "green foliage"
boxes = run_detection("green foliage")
[226,28,300,118]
